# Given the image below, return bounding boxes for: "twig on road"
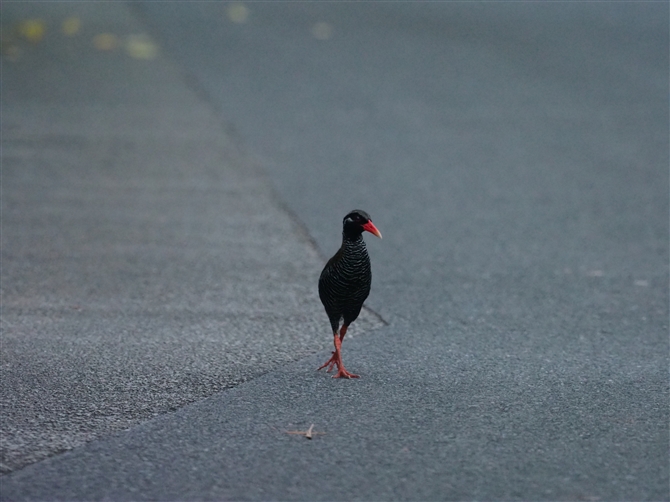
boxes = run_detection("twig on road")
[284,423,324,439]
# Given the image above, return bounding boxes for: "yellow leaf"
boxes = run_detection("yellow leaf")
[125,34,158,60]
[19,19,46,43]
[62,17,81,37]
[227,3,249,24]
[93,33,118,51]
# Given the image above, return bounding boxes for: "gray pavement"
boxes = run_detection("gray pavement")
[2,2,669,500]
[1,2,381,476]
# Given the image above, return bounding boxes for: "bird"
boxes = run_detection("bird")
[318,209,382,378]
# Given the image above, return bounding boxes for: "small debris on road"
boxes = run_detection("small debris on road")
[285,424,324,439]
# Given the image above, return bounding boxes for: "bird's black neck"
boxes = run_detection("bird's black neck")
[341,232,367,253]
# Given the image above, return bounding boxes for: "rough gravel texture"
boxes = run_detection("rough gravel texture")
[0,3,382,475]
[1,2,667,500]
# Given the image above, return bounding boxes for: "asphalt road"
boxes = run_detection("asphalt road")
[2,2,668,500]
[1,1,382,477]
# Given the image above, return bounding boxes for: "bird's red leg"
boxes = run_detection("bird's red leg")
[338,324,348,343]
[332,325,359,379]
[317,325,359,378]
[317,333,339,373]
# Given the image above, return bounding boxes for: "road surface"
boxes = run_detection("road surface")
[1,2,667,500]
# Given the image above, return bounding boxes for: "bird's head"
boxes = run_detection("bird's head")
[342,209,382,240]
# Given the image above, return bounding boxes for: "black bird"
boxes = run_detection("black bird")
[318,210,382,378]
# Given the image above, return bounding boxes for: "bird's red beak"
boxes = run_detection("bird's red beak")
[362,220,382,239]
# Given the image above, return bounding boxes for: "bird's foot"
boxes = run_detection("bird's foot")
[332,366,359,379]
[317,352,338,373]
[317,353,358,377]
